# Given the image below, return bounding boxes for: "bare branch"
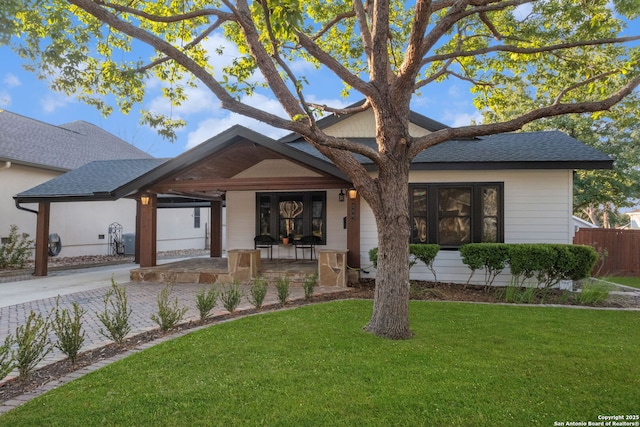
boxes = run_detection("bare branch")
[68,0,307,133]
[421,35,640,66]
[352,0,374,72]
[312,11,356,41]
[135,20,223,73]
[306,100,371,116]
[553,69,624,104]
[96,0,234,23]
[478,11,502,40]
[409,73,640,158]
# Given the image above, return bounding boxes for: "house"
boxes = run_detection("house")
[1,110,211,259]
[13,107,612,283]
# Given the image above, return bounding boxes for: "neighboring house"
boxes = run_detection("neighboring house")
[572,215,598,233]
[15,107,612,284]
[626,210,640,229]
[1,110,210,258]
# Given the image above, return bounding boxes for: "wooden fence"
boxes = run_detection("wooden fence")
[573,228,640,277]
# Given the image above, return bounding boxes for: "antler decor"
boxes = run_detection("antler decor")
[279,201,304,237]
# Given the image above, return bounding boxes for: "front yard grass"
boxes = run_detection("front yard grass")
[601,276,640,289]
[1,300,639,426]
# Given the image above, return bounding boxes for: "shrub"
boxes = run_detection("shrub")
[195,286,219,321]
[460,243,510,288]
[220,281,243,314]
[96,278,132,344]
[248,276,268,309]
[575,280,611,306]
[151,285,188,332]
[508,244,554,287]
[0,335,16,380]
[302,273,318,300]
[369,244,440,279]
[0,225,34,269]
[409,244,440,284]
[276,276,291,306]
[14,310,52,379]
[52,298,86,364]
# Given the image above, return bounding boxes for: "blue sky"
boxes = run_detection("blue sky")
[1,12,638,159]
[0,31,482,159]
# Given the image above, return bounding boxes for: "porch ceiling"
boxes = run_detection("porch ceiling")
[148,140,349,198]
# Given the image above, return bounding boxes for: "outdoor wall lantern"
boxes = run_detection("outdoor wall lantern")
[338,189,345,202]
[348,188,358,199]
[140,194,150,205]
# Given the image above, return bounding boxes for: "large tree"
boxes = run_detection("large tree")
[4,0,640,338]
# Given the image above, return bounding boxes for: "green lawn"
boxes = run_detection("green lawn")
[601,276,640,289]
[2,301,639,426]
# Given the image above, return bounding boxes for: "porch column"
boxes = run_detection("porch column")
[34,201,50,276]
[139,194,157,267]
[210,200,223,257]
[134,200,141,263]
[346,192,361,269]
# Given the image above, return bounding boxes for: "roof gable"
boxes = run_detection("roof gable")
[0,111,152,171]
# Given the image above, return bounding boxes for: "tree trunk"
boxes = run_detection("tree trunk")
[363,161,413,339]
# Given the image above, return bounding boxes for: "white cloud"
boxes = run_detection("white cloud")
[185,93,288,149]
[40,94,74,113]
[445,111,483,127]
[0,92,11,107]
[3,73,21,88]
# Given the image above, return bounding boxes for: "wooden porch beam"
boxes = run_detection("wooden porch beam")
[139,195,157,267]
[210,201,223,257]
[34,201,50,276]
[152,177,349,193]
[346,193,361,269]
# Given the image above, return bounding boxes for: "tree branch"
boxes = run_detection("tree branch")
[409,73,640,158]
[311,11,356,41]
[553,69,624,104]
[95,0,234,23]
[421,35,640,66]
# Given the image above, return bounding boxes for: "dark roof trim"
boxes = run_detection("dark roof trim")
[376,160,614,172]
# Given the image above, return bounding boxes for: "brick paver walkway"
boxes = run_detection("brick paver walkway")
[0,280,350,413]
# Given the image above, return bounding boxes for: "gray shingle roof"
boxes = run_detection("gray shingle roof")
[287,131,612,170]
[16,158,168,201]
[0,110,152,171]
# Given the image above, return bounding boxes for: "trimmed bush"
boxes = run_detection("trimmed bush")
[369,244,440,281]
[0,335,16,380]
[52,298,86,364]
[276,275,291,306]
[96,278,132,344]
[15,311,52,379]
[195,286,219,321]
[219,281,243,314]
[302,273,318,300]
[0,225,34,270]
[151,285,188,332]
[248,276,268,309]
[459,243,509,288]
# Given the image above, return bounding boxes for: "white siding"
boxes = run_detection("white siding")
[323,109,430,138]
[359,169,574,286]
[2,164,213,258]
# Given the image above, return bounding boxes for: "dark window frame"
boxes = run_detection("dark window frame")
[255,191,327,244]
[193,207,201,229]
[409,182,504,248]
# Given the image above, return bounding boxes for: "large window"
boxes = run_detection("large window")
[410,183,503,248]
[256,192,326,243]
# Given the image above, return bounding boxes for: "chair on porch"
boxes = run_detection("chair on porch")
[254,235,277,260]
[295,235,320,260]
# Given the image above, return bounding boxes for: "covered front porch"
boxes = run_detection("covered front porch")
[130,249,350,287]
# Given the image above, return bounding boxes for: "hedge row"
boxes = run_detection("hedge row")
[460,243,597,288]
[368,243,597,289]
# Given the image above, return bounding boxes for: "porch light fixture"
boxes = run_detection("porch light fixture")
[140,194,150,205]
[348,188,358,199]
[338,189,345,202]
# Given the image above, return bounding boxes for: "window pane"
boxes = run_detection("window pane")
[412,189,428,243]
[483,217,498,242]
[439,217,471,245]
[259,196,271,235]
[483,187,498,216]
[439,188,471,215]
[279,197,304,239]
[438,187,471,245]
[413,189,427,216]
